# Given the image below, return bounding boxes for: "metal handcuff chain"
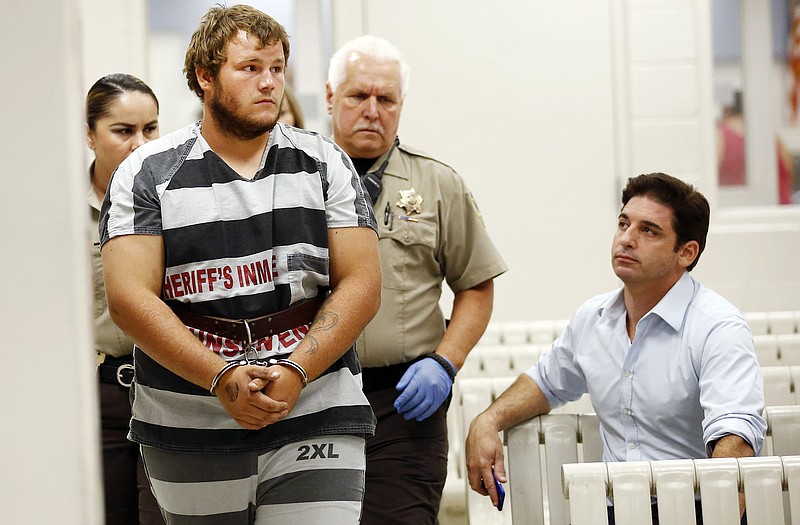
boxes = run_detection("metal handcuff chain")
[242,319,309,388]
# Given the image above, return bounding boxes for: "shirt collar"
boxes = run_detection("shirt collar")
[598,287,626,320]
[369,137,407,181]
[596,271,696,332]
[650,271,695,332]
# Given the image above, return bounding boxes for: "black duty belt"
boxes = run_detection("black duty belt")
[362,361,415,393]
[98,355,135,388]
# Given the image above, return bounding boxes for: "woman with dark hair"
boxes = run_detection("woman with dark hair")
[86,73,164,525]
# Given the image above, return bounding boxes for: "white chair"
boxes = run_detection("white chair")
[765,405,800,456]
[459,349,483,378]
[529,320,559,344]
[509,344,543,375]
[457,377,515,525]
[753,334,781,366]
[778,334,800,366]
[762,366,795,407]
[506,413,602,525]
[768,310,798,335]
[478,324,504,346]
[744,311,770,336]
[562,456,800,525]
[479,345,514,377]
[792,366,800,404]
[501,322,532,345]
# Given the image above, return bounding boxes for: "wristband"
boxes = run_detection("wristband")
[424,353,456,383]
[269,358,308,388]
[209,360,246,395]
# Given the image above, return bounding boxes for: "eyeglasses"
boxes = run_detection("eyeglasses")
[361,137,399,206]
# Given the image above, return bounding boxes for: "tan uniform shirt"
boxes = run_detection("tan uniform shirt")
[90,186,135,362]
[356,142,507,367]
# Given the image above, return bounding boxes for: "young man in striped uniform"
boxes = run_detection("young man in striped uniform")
[99,5,381,524]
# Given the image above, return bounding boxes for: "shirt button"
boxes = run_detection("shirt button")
[624,371,631,377]
[629,443,637,449]
[623,408,631,416]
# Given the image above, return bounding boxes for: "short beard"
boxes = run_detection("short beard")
[208,90,277,141]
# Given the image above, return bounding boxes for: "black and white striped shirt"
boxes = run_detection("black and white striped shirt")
[100,122,377,452]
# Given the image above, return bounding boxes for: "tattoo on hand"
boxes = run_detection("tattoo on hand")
[225,383,239,403]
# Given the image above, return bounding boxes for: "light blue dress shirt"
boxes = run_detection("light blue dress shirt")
[527,272,766,462]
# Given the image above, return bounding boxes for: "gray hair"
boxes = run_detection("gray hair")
[327,35,410,98]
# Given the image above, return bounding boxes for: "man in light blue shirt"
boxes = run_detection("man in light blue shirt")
[466,173,765,523]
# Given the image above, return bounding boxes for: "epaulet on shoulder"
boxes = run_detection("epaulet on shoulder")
[397,143,456,171]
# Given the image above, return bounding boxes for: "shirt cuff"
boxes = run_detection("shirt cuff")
[703,414,766,457]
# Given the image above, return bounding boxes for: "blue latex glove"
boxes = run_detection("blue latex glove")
[394,355,454,421]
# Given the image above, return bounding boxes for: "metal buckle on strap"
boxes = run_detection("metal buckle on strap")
[116,363,135,387]
[241,319,270,365]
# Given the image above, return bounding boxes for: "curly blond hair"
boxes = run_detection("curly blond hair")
[184,4,290,101]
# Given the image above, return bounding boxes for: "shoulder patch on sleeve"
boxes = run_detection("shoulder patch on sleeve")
[468,191,485,225]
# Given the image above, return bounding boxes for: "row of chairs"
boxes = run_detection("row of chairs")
[755,334,800,367]
[470,329,800,377]
[764,366,800,406]
[440,376,594,525]
[439,312,800,524]
[561,455,800,525]
[506,406,800,525]
[467,335,800,376]
[745,310,800,336]
[441,371,800,525]
[459,344,547,378]
[475,311,800,348]
[478,320,568,346]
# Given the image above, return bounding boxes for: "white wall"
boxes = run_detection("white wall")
[333,0,621,320]
[329,0,800,320]
[1,0,104,523]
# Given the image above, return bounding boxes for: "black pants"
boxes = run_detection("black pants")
[607,501,747,524]
[99,381,165,525]
[360,365,451,525]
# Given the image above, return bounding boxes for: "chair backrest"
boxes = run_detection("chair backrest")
[476,320,569,347]
[765,405,800,456]
[505,413,602,525]
[768,310,798,335]
[778,334,800,366]
[562,456,800,525]
[505,406,800,525]
[745,311,770,336]
[762,366,796,407]
[456,377,515,525]
[754,334,781,366]
[792,366,800,405]
[744,311,800,336]
[510,345,545,375]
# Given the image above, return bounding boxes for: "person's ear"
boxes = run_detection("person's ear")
[86,123,96,151]
[196,67,213,93]
[677,240,699,269]
[325,83,334,115]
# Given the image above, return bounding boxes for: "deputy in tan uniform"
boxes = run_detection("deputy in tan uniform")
[326,35,507,525]
[86,73,165,524]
